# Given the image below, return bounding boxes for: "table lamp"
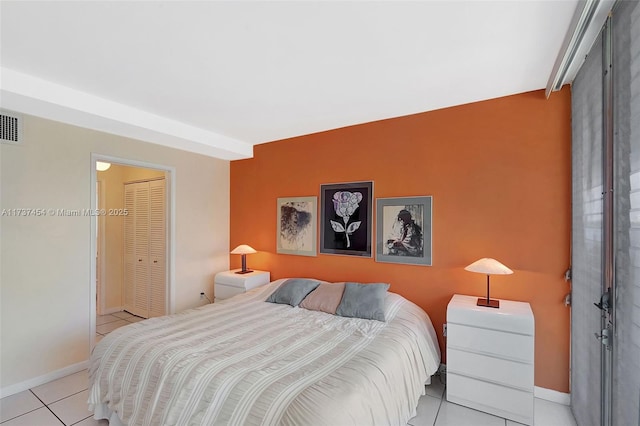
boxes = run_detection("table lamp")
[230,244,257,274]
[464,258,513,308]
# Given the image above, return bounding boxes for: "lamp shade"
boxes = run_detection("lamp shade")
[230,244,257,255]
[465,258,513,309]
[464,258,513,275]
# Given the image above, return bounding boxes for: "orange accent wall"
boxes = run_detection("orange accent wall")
[230,88,572,393]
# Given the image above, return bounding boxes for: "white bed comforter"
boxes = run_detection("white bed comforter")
[88,280,441,426]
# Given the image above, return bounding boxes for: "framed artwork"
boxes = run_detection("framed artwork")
[320,181,373,257]
[376,196,432,266]
[277,196,317,256]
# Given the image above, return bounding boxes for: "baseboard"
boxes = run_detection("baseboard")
[535,386,571,406]
[0,360,89,398]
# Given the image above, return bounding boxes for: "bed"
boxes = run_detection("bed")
[88,279,441,425]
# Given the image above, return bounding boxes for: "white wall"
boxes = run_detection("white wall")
[0,115,230,393]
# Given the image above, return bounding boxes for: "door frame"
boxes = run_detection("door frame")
[96,179,105,316]
[89,153,176,350]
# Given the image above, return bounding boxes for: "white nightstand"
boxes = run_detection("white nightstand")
[214,270,271,301]
[446,294,535,425]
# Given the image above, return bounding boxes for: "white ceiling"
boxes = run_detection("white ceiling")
[0,1,579,160]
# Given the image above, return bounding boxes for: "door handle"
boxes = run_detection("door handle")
[594,288,611,312]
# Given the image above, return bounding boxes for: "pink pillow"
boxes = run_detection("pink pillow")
[300,282,346,315]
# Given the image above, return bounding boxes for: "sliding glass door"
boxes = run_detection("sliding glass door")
[571,30,604,426]
[612,2,640,425]
[571,3,640,425]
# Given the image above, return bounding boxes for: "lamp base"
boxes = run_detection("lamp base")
[235,269,253,275]
[477,298,500,308]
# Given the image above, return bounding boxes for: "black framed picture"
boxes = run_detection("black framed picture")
[375,196,432,266]
[320,181,373,257]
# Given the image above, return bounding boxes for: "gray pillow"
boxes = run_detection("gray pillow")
[265,278,322,306]
[336,282,390,322]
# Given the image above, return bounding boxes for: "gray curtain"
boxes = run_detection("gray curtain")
[612,2,640,425]
[571,30,604,426]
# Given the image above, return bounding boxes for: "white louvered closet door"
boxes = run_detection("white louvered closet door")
[123,185,136,314]
[148,179,166,318]
[134,182,150,317]
[123,179,166,319]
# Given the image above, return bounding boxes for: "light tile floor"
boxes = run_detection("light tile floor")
[409,374,578,426]
[0,312,141,425]
[1,373,580,426]
[95,311,143,345]
[1,323,577,426]
[0,370,105,425]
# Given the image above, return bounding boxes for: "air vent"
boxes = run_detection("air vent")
[0,110,23,144]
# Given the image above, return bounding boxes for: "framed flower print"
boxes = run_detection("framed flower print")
[319,181,373,257]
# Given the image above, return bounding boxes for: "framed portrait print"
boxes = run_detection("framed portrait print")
[320,181,373,257]
[376,196,432,266]
[277,196,317,256]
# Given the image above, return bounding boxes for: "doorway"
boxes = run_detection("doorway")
[90,155,175,350]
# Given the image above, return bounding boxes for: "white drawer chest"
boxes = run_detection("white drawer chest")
[214,270,270,301]
[446,294,535,425]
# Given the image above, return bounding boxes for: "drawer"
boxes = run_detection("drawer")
[447,347,533,391]
[447,372,533,425]
[447,323,534,362]
[447,295,534,335]
[214,284,245,300]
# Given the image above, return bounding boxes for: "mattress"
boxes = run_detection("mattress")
[88,279,441,425]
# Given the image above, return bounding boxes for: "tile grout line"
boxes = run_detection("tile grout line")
[69,417,93,426]
[95,317,142,337]
[28,390,65,426]
[30,386,94,426]
[40,388,88,406]
[432,387,445,426]
[95,317,121,325]
[0,404,43,424]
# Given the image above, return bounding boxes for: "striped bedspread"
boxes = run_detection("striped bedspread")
[88,280,441,426]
